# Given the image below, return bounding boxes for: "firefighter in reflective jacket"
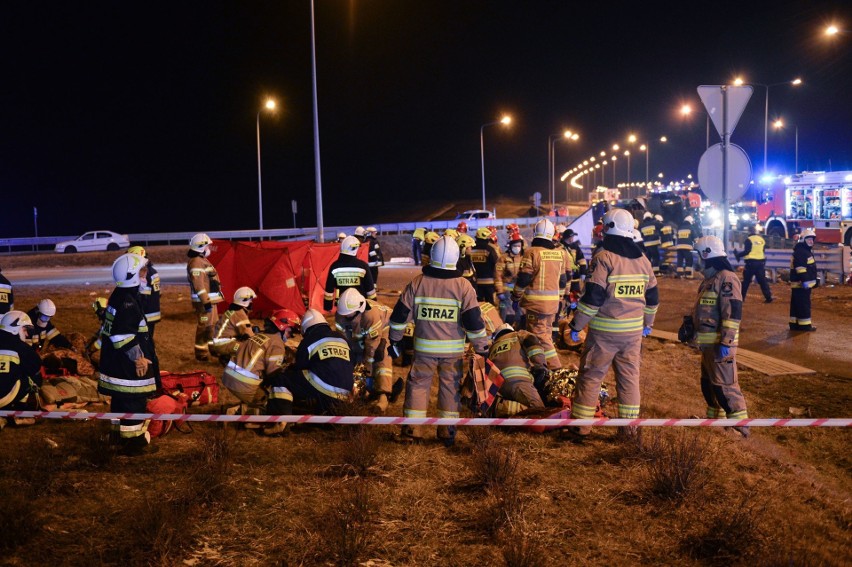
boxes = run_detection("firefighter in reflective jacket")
[365,227,384,284]
[789,228,818,332]
[488,323,546,410]
[658,215,675,273]
[495,234,524,324]
[478,300,504,338]
[560,228,588,293]
[335,288,393,413]
[512,219,575,370]
[98,253,160,455]
[470,227,500,305]
[421,231,440,267]
[456,234,477,285]
[274,309,354,418]
[129,246,162,340]
[689,236,750,437]
[324,236,377,312]
[565,209,659,440]
[674,215,699,278]
[222,309,300,436]
[26,299,72,352]
[388,236,489,444]
[0,311,42,423]
[0,265,13,315]
[734,226,773,303]
[209,287,257,362]
[639,212,662,275]
[187,233,224,361]
[412,228,426,266]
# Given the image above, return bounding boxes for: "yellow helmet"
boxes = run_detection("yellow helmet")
[456,234,475,251]
[128,245,147,257]
[424,231,440,245]
[475,227,492,240]
[444,228,459,239]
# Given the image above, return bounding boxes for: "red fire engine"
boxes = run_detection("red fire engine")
[757,171,852,245]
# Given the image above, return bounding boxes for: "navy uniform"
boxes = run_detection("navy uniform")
[674,216,700,278]
[323,236,377,312]
[0,312,42,413]
[789,231,818,331]
[365,228,384,284]
[138,260,161,339]
[470,228,500,305]
[26,305,72,353]
[0,267,13,315]
[639,214,662,275]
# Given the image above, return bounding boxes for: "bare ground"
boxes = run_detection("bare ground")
[0,265,850,566]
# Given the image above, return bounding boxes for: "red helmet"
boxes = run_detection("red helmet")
[457,221,468,233]
[506,223,520,234]
[509,230,523,243]
[487,226,498,242]
[267,309,300,334]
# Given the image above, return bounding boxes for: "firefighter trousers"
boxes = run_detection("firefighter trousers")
[571,330,642,431]
[524,310,561,369]
[501,377,544,409]
[699,347,747,419]
[676,249,694,276]
[476,284,497,306]
[644,245,660,274]
[403,354,463,438]
[789,287,812,328]
[742,260,772,301]
[192,302,218,360]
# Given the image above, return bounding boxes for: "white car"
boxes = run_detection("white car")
[454,209,496,221]
[54,230,131,253]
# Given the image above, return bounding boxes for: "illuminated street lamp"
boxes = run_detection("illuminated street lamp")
[639,136,667,183]
[480,115,512,211]
[680,104,709,149]
[624,150,631,186]
[773,118,800,173]
[611,155,618,186]
[256,98,277,231]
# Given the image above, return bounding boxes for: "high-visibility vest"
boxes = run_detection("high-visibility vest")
[743,235,766,261]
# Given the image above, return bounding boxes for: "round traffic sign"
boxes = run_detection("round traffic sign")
[697,143,752,203]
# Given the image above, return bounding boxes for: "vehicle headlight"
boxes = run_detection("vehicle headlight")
[741,213,750,221]
[708,208,721,220]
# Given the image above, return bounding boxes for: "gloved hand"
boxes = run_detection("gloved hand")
[570,329,581,343]
[642,326,652,338]
[387,341,402,359]
[511,300,520,313]
[497,292,508,302]
[569,300,578,310]
[718,344,730,358]
[204,303,213,313]
[531,366,549,388]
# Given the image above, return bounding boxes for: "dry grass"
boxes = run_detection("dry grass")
[634,429,714,503]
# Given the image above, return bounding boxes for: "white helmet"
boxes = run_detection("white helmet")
[654,214,663,222]
[337,288,366,317]
[684,215,694,224]
[602,209,634,238]
[429,235,460,271]
[233,287,257,308]
[632,228,643,244]
[38,298,57,317]
[493,322,514,340]
[694,235,726,259]
[300,308,327,332]
[190,233,212,254]
[365,226,377,235]
[340,236,361,256]
[800,228,816,243]
[643,212,653,219]
[112,253,147,287]
[0,310,33,340]
[533,218,555,240]
[354,226,366,237]
[336,232,347,241]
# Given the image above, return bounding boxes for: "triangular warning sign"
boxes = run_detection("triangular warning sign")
[697,85,753,139]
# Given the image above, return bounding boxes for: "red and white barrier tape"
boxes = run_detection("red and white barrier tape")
[0,410,850,428]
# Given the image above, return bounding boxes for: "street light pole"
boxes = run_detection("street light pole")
[795,125,799,173]
[481,115,512,212]
[549,130,579,210]
[256,98,276,232]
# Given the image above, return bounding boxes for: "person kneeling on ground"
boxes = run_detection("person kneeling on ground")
[209,287,257,364]
[0,311,42,429]
[488,323,546,411]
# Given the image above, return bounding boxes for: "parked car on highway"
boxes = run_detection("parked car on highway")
[54,230,130,253]
[454,209,496,221]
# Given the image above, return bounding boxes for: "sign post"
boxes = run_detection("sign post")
[291,200,298,229]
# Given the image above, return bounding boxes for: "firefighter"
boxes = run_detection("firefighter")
[511,219,575,370]
[735,226,773,303]
[25,299,72,352]
[478,300,504,337]
[456,234,477,285]
[674,215,699,278]
[128,246,162,340]
[323,236,377,312]
[209,286,257,362]
[335,288,393,413]
[789,228,818,332]
[273,308,354,420]
[365,227,384,284]
[686,235,750,436]
[495,233,524,324]
[0,265,13,315]
[85,297,108,366]
[470,227,500,304]
[560,228,588,294]
[222,309,300,436]
[457,221,469,234]
[488,323,546,410]
[591,219,605,255]
[639,212,662,275]
[658,215,675,275]
[564,208,659,441]
[412,228,426,266]
[353,226,367,243]
[337,232,347,243]
[97,253,160,455]
[421,231,439,267]
[187,233,224,361]
[0,311,41,428]
[388,235,489,445]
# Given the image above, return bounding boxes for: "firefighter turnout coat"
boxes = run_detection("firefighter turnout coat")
[0,271,13,315]
[0,330,41,410]
[335,299,393,395]
[323,254,377,312]
[138,261,161,325]
[209,305,253,358]
[222,332,288,406]
[488,329,546,409]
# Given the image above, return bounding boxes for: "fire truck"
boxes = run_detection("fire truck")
[757,171,852,246]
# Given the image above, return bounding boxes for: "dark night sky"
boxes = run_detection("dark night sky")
[2,1,850,237]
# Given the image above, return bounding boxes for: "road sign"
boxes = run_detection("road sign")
[697,143,752,203]
[697,85,753,139]
[532,192,541,210]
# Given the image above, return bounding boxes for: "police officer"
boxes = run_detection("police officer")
[688,236,750,437]
[512,219,575,370]
[0,265,13,315]
[675,215,699,278]
[365,227,384,284]
[388,236,489,445]
[789,228,818,332]
[209,287,257,362]
[98,253,160,455]
[639,212,662,275]
[323,236,377,312]
[129,246,162,340]
[488,323,546,410]
[565,209,659,441]
[335,288,394,413]
[0,311,41,428]
[735,226,773,303]
[187,233,224,361]
[26,299,72,352]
